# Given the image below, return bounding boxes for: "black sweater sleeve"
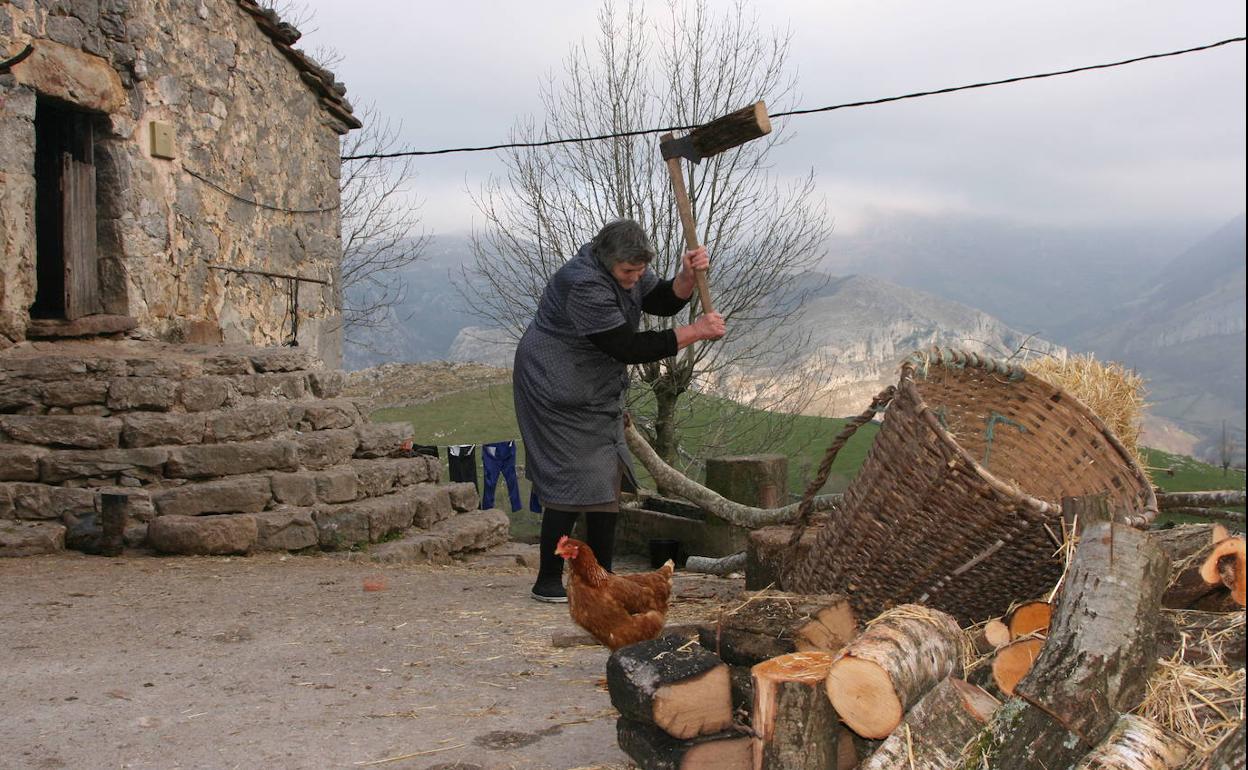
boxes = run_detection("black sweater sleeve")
[641,278,690,316]
[586,323,678,364]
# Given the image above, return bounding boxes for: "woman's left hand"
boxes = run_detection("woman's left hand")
[681,246,710,275]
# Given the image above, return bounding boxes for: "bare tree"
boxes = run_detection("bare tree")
[337,105,427,346]
[460,0,832,464]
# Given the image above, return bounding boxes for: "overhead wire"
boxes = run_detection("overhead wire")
[342,35,1246,162]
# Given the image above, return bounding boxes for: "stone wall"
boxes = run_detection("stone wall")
[0,340,509,559]
[0,0,350,365]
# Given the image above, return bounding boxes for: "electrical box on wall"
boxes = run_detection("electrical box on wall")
[150,121,176,159]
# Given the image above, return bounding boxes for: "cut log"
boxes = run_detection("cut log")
[1157,609,1246,667]
[1156,524,1242,609]
[698,593,856,667]
[1199,537,1245,606]
[616,718,752,770]
[746,523,822,591]
[1072,714,1190,770]
[1179,720,1244,770]
[824,604,964,739]
[859,676,999,770]
[606,635,734,740]
[992,637,1045,696]
[1006,600,1052,639]
[751,651,839,769]
[984,619,1012,649]
[836,726,859,770]
[975,514,1170,770]
[685,552,747,576]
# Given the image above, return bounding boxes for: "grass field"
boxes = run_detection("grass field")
[373,382,1242,535]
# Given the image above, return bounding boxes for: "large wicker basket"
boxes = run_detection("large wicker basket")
[787,347,1158,623]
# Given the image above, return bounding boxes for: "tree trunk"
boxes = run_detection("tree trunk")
[824,604,964,739]
[1157,490,1246,509]
[747,523,823,590]
[616,718,752,770]
[751,651,840,769]
[625,419,841,528]
[859,677,999,770]
[654,380,681,467]
[1072,714,1190,770]
[606,635,734,740]
[974,518,1170,770]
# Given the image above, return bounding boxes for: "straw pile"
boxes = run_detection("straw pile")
[1135,611,1245,752]
[1025,352,1148,476]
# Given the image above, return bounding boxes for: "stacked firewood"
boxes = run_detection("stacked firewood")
[609,500,1245,770]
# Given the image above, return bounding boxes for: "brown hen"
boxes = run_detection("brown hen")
[554,535,674,651]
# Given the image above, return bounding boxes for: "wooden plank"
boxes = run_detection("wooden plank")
[61,114,99,321]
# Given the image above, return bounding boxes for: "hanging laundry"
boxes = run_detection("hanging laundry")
[482,440,522,512]
[528,489,542,514]
[447,444,479,491]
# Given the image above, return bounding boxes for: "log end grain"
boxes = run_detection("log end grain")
[825,656,902,739]
[654,664,734,740]
[991,637,1045,696]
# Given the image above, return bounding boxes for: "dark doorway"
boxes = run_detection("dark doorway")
[33,96,101,320]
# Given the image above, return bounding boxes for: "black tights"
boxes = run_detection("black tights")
[535,508,618,583]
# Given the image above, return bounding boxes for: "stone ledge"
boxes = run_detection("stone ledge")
[26,315,138,339]
[0,520,66,557]
[147,514,258,555]
[151,475,273,517]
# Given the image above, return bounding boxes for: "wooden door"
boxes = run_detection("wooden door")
[60,113,100,321]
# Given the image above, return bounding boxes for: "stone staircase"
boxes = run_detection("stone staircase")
[0,340,508,559]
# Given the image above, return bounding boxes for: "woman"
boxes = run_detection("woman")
[514,219,726,602]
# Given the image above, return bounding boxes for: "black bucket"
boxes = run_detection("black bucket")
[648,538,680,568]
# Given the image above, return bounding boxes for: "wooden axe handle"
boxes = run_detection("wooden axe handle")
[660,132,714,315]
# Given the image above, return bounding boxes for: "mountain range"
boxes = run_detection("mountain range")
[344,215,1246,463]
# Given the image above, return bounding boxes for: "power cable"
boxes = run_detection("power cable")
[342,35,1245,162]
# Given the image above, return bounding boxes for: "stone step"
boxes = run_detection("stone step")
[366,508,511,565]
[0,519,66,557]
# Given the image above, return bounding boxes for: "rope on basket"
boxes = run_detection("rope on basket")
[785,385,897,552]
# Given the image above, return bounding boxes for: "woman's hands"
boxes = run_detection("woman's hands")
[691,311,725,341]
[673,246,710,300]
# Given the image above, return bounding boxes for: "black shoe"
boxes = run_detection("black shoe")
[530,579,568,603]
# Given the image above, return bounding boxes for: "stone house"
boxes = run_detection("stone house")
[1,0,358,366]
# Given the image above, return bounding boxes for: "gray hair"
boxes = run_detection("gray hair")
[591,219,656,269]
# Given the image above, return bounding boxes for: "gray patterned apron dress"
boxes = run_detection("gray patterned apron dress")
[513,243,659,508]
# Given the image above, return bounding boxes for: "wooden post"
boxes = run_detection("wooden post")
[100,492,127,557]
[705,454,788,509]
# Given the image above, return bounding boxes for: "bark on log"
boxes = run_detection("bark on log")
[1157,609,1246,667]
[685,552,747,576]
[751,651,840,769]
[616,718,752,770]
[1158,490,1246,510]
[1154,524,1238,609]
[859,677,1000,770]
[698,594,856,667]
[625,419,840,527]
[606,636,734,740]
[1178,720,1244,770]
[1072,714,1190,770]
[974,518,1170,770]
[746,524,822,590]
[824,604,964,739]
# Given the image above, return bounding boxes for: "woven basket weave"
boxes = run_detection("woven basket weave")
[788,347,1158,623]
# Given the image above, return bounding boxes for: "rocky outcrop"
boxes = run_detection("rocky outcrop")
[0,341,507,559]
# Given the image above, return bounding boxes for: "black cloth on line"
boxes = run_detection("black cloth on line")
[410,444,440,458]
[586,323,677,365]
[641,278,691,316]
[447,444,479,491]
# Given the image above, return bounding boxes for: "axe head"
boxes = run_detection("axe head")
[660,100,771,164]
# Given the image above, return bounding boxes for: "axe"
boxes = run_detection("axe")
[659,101,771,315]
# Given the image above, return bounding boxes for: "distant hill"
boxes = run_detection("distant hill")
[1071,215,1246,461]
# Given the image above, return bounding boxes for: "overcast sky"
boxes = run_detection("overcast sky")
[297,1,1246,237]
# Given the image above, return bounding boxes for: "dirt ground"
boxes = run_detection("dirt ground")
[0,548,741,770]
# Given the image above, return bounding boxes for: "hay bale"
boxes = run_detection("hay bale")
[1026,353,1148,478]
